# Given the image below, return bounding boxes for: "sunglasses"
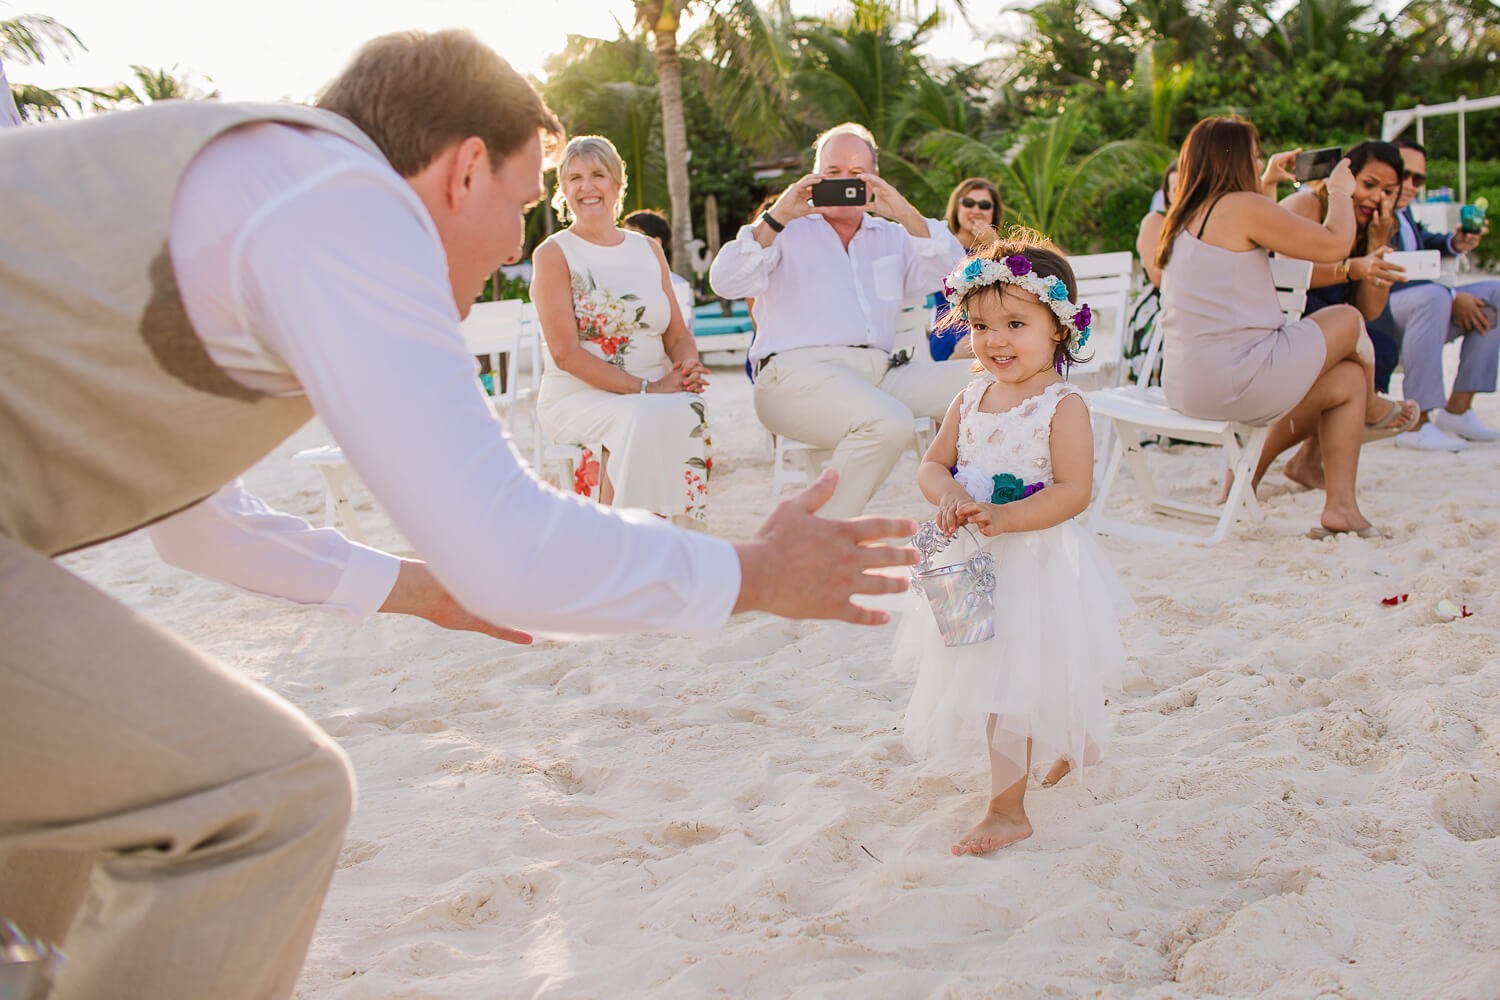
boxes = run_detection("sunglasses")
[1407,172,1427,187]
[959,197,994,211]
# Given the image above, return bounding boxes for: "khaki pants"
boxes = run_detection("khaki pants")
[754,346,974,517]
[0,533,354,1000]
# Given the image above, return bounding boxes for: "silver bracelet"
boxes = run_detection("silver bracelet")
[639,378,649,394]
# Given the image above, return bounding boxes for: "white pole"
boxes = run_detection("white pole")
[1458,96,1468,205]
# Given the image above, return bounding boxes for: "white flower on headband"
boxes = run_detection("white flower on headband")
[941,254,1092,351]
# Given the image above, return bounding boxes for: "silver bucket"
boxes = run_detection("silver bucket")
[0,922,63,1000]
[909,521,996,647]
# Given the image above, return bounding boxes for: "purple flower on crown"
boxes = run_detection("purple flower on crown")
[942,276,956,299]
[1075,304,1092,331]
[1004,255,1032,276]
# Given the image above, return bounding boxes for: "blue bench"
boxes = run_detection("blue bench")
[693,313,754,355]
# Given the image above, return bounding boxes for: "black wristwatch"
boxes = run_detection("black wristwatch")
[759,211,785,233]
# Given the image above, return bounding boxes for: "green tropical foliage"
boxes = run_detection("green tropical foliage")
[13,0,1498,265]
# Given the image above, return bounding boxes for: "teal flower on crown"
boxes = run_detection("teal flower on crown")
[1047,280,1070,301]
[963,259,985,281]
[991,473,1027,505]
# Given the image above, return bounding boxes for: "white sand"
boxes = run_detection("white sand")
[63,344,1500,998]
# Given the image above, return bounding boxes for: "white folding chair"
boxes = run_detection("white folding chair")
[290,300,525,539]
[1086,257,1314,545]
[1065,251,1135,388]
[523,314,603,491]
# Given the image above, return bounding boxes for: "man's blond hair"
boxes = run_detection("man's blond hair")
[317,29,562,178]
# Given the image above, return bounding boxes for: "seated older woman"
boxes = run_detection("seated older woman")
[531,136,713,523]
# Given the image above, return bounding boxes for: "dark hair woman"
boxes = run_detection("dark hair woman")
[1281,140,1408,396]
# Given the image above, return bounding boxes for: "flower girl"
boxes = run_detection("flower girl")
[900,232,1129,856]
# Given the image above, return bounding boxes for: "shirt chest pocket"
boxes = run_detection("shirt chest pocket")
[869,253,904,302]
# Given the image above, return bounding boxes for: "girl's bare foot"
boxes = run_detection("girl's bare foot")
[1040,756,1071,788]
[953,806,1032,856]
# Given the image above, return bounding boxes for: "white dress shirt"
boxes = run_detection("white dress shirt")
[164,121,740,635]
[147,481,401,618]
[709,214,963,362]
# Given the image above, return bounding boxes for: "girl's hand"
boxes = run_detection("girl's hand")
[1350,247,1404,288]
[957,500,1004,536]
[1325,159,1356,198]
[935,490,970,535]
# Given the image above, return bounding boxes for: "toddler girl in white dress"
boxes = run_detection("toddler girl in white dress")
[899,231,1130,856]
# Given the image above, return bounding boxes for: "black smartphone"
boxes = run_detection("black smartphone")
[810,177,867,206]
[1293,146,1342,183]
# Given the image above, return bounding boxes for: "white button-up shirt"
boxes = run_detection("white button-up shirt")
[160,121,740,635]
[709,214,963,362]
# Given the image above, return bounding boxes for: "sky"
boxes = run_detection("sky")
[10,0,1000,102]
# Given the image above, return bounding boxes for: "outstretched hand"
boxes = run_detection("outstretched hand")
[380,560,533,644]
[732,469,917,625]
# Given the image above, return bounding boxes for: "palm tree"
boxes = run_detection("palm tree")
[85,64,219,106]
[542,33,669,213]
[633,0,797,277]
[632,1,696,278]
[920,106,1160,248]
[2,11,84,120]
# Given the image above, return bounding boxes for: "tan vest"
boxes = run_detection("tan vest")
[0,101,390,555]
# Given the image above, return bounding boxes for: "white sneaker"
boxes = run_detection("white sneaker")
[1395,421,1470,452]
[1432,408,1500,442]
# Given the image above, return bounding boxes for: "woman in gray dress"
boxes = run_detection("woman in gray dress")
[1156,115,1414,539]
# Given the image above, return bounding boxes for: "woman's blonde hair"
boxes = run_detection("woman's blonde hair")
[551,135,628,223]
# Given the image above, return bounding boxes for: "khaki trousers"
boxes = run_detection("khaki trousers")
[753,346,974,517]
[0,533,355,1000]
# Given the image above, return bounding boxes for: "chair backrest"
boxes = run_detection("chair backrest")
[891,295,935,362]
[1066,251,1134,384]
[461,299,524,412]
[1268,256,1313,322]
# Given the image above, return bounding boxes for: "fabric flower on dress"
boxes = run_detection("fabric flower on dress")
[991,473,1045,505]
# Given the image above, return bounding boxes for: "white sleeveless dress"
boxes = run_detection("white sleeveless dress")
[537,229,710,521]
[898,378,1130,788]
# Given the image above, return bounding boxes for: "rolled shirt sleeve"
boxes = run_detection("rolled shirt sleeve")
[146,480,400,619]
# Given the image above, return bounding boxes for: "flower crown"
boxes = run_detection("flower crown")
[941,254,1092,352]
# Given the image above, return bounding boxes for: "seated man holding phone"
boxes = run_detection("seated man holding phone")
[709,122,968,516]
[1384,135,1500,450]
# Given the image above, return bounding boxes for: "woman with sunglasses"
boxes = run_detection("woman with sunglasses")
[945,178,1002,252]
[929,179,1003,361]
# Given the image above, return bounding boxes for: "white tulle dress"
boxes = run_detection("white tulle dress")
[898,378,1131,790]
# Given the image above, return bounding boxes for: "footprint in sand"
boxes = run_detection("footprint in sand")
[1433,773,1500,842]
[658,821,722,847]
